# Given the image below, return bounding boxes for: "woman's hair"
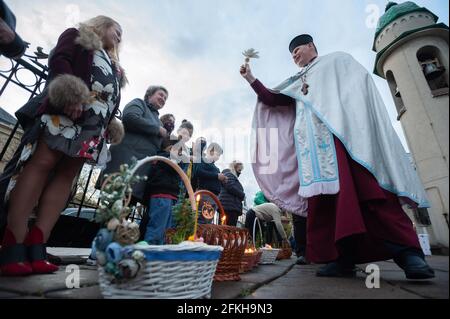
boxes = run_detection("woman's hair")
[160,113,175,123]
[80,16,122,63]
[144,86,169,102]
[207,143,223,155]
[179,119,194,132]
[229,160,243,176]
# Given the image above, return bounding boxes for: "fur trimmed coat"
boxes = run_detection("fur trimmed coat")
[0,26,126,232]
[15,26,125,143]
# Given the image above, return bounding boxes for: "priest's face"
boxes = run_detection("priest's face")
[292,43,317,67]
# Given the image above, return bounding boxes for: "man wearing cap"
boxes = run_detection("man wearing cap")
[241,34,434,279]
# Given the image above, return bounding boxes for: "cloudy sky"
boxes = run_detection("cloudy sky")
[1,0,448,206]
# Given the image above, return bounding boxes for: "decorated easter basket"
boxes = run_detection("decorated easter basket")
[95,157,223,299]
[98,242,222,299]
[193,190,249,281]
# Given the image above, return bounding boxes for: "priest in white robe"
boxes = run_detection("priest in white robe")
[242,34,434,280]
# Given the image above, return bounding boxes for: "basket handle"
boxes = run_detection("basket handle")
[252,217,264,248]
[129,156,196,211]
[193,190,226,225]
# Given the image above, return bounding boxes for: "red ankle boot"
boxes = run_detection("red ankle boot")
[0,228,33,276]
[24,226,58,274]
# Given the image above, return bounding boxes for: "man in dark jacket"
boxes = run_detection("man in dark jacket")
[195,143,227,224]
[0,1,26,59]
[100,86,169,203]
[219,161,245,226]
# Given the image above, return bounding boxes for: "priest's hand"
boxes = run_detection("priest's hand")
[240,63,256,84]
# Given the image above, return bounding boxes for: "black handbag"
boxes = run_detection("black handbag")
[14,90,47,130]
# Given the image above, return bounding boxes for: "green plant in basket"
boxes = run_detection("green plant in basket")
[171,191,196,245]
[255,230,264,249]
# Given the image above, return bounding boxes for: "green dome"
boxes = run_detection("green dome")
[375,1,438,39]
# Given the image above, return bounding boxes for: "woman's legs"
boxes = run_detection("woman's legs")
[2,137,85,275]
[24,156,84,274]
[7,139,62,243]
[34,155,85,242]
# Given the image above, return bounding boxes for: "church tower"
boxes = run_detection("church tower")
[373,1,449,251]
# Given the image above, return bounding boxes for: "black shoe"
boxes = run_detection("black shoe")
[394,250,435,280]
[296,256,310,265]
[316,261,356,278]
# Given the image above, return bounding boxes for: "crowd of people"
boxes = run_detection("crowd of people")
[0,3,436,283]
[0,12,249,276]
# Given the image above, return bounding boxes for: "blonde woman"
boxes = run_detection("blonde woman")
[0,16,126,276]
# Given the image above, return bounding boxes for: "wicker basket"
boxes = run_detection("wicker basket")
[239,251,258,273]
[98,242,222,299]
[197,224,248,281]
[276,247,292,260]
[259,248,281,265]
[97,156,220,299]
[192,190,249,281]
[255,250,263,265]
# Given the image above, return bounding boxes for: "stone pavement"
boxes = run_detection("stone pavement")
[246,256,449,299]
[0,248,447,299]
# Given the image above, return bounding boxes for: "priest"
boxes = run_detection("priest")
[242,34,434,279]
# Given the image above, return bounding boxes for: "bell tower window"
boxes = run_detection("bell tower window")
[386,71,406,120]
[417,46,449,97]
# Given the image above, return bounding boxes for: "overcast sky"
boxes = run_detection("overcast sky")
[1,0,448,206]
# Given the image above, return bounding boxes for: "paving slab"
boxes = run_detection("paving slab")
[0,266,98,296]
[45,285,103,299]
[0,291,22,298]
[245,257,448,299]
[211,258,295,299]
[0,251,446,299]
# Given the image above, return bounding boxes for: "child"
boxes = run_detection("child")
[195,143,227,224]
[143,141,181,244]
[144,120,194,244]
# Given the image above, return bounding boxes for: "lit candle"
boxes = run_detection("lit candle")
[188,194,202,241]
[221,214,227,226]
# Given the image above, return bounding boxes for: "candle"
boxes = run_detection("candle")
[221,214,227,226]
[188,194,202,241]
